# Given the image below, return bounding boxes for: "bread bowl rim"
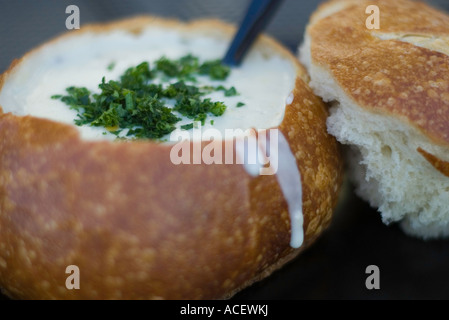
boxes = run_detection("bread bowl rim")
[0,15,306,124]
[0,15,344,300]
[302,0,449,149]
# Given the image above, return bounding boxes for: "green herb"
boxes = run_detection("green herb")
[52,54,244,140]
[198,60,230,80]
[154,55,229,81]
[216,85,238,97]
[120,62,154,90]
[224,86,238,97]
[236,102,245,107]
[155,57,180,77]
[174,97,226,119]
[180,123,194,130]
[107,62,116,71]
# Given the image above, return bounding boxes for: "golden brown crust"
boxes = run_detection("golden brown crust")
[0,17,343,299]
[306,0,449,148]
[417,147,449,177]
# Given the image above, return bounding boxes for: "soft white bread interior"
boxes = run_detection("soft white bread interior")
[300,0,449,239]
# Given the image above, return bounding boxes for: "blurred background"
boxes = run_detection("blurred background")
[1,0,449,300]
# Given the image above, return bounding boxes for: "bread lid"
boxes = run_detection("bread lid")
[301,0,449,175]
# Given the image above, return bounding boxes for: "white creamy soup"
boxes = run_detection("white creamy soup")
[0,27,296,141]
[0,25,304,248]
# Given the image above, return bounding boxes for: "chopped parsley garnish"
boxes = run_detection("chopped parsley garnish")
[52,55,243,140]
[216,85,238,97]
[154,54,230,81]
[180,123,194,130]
[107,62,116,71]
[198,59,230,80]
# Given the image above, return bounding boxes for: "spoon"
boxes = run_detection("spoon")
[222,0,285,66]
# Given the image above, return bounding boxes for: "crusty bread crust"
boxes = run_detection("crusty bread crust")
[417,147,449,177]
[302,0,449,238]
[304,0,449,168]
[0,17,343,299]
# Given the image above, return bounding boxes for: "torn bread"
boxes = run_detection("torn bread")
[300,0,449,238]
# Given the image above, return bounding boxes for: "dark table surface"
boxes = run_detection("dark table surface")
[1,0,449,300]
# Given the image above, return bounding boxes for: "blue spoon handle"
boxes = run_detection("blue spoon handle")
[222,0,285,66]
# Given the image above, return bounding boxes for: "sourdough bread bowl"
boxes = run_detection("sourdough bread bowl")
[300,0,449,239]
[0,16,343,299]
